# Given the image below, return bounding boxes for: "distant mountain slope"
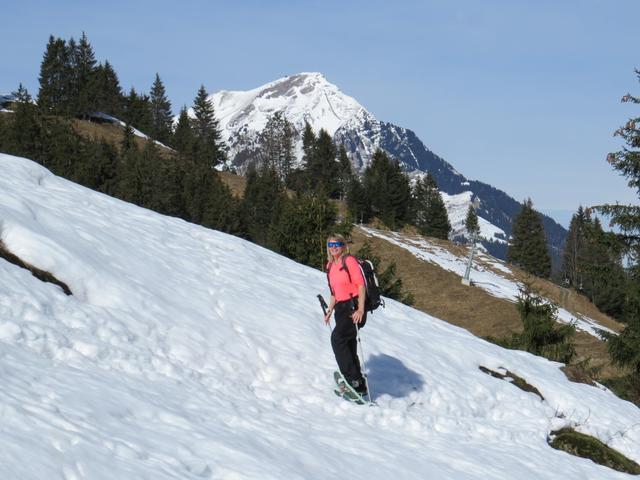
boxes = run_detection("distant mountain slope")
[207,73,567,263]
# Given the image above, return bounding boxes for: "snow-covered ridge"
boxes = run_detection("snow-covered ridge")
[212,72,366,139]
[0,153,638,479]
[205,72,380,168]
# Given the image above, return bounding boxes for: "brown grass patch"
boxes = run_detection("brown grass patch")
[218,171,247,198]
[70,119,173,157]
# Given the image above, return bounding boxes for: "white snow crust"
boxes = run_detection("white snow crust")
[0,153,638,479]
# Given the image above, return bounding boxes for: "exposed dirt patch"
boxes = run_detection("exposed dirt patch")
[478,366,544,401]
[0,241,72,296]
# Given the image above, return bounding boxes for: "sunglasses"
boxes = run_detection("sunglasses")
[327,241,345,248]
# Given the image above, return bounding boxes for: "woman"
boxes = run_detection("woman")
[323,234,368,396]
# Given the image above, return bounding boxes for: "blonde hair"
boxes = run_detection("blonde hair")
[326,233,349,264]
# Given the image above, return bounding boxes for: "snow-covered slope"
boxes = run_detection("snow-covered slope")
[441,191,507,243]
[1,153,638,479]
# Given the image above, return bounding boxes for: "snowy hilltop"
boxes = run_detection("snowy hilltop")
[205,72,566,255]
[0,152,639,479]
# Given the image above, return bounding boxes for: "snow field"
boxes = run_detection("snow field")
[0,153,639,479]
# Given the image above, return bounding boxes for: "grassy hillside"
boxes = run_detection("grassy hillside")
[348,226,625,381]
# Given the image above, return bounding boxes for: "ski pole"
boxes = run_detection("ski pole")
[355,323,374,405]
[318,294,332,331]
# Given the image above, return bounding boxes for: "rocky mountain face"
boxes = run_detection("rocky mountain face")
[208,72,566,264]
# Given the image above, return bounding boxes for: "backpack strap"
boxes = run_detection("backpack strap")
[326,262,335,296]
[327,256,353,297]
[341,255,353,284]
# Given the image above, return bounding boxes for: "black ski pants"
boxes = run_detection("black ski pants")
[331,299,367,384]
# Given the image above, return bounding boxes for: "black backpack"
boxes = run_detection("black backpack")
[327,255,385,313]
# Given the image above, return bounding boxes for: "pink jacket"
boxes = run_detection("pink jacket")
[327,256,365,302]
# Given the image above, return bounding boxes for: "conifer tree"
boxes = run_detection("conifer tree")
[256,112,294,182]
[301,121,316,168]
[117,125,143,205]
[593,69,640,385]
[173,106,194,156]
[580,218,626,318]
[363,149,412,229]
[507,198,551,278]
[94,140,119,196]
[513,282,575,363]
[305,129,341,197]
[270,194,337,269]
[285,122,316,194]
[412,173,451,239]
[37,35,72,115]
[182,159,238,233]
[386,159,413,228]
[149,73,173,145]
[346,175,370,224]
[66,36,78,104]
[562,206,589,288]
[240,165,287,246]
[123,88,153,134]
[5,85,45,160]
[93,61,123,116]
[152,155,185,218]
[121,123,136,153]
[465,204,480,238]
[71,32,98,118]
[201,173,241,234]
[191,85,226,167]
[337,145,355,201]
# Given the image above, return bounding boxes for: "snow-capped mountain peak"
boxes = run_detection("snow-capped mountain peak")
[211,72,369,149]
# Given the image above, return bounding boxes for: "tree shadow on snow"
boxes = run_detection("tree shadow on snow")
[365,354,425,401]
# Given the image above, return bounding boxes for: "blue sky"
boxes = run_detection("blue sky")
[2,0,638,226]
